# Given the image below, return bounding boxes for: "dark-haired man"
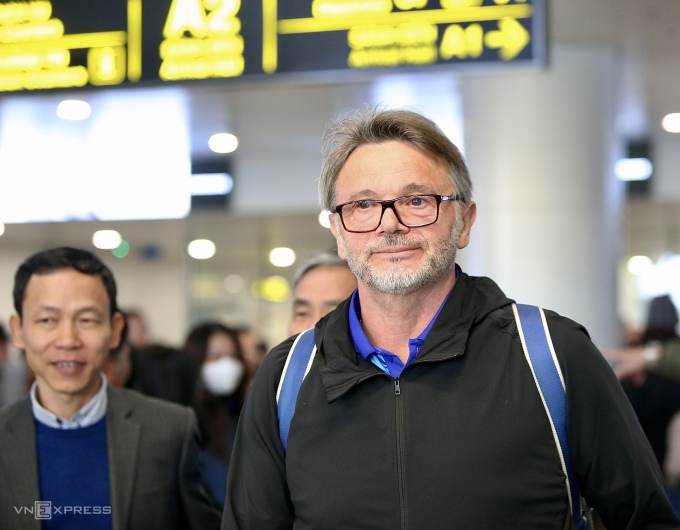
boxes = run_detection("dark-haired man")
[0,247,220,529]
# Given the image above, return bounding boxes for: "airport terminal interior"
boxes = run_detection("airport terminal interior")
[0,0,679,350]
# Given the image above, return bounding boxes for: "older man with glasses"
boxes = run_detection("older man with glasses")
[222,107,679,529]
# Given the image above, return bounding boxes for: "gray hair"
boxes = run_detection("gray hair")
[292,250,350,291]
[318,106,473,211]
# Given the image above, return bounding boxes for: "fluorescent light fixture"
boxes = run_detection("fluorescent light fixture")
[56,99,91,121]
[269,247,296,267]
[614,158,653,181]
[191,173,233,195]
[0,90,191,223]
[188,239,216,259]
[92,229,122,249]
[661,113,680,133]
[208,133,239,153]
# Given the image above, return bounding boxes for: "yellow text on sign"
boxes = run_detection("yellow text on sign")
[160,0,244,80]
[440,17,529,60]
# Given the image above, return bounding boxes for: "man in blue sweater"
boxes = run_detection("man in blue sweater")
[0,247,221,530]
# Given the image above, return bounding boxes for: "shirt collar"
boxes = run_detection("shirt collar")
[31,375,108,429]
[349,266,460,366]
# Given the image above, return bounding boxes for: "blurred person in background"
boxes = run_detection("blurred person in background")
[124,308,152,350]
[103,311,195,404]
[184,322,248,508]
[619,295,680,472]
[126,342,196,406]
[235,326,267,397]
[606,297,680,382]
[607,339,680,381]
[0,321,29,406]
[102,315,133,388]
[287,249,357,336]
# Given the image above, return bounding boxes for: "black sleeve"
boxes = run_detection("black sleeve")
[221,339,295,530]
[552,314,680,528]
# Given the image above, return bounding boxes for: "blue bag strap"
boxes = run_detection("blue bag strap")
[513,303,587,530]
[276,328,317,453]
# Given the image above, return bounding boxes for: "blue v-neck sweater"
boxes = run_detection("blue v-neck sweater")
[35,418,113,530]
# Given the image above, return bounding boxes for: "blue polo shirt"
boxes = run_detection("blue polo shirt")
[348,271,457,378]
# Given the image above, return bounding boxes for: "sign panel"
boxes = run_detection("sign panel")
[269,0,544,74]
[0,0,546,92]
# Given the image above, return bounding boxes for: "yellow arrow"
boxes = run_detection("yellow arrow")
[484,17,529,60]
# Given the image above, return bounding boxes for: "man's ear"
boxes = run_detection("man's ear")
[109,311,125,350]
[8,314,25,350]
[329,215,347,260]
[456,201,477,250]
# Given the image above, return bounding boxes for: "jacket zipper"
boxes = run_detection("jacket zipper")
[395,378,407,529]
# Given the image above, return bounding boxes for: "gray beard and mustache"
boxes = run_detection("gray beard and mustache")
[336,212,464,296]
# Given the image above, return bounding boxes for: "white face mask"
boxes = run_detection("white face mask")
[200,357,245,396]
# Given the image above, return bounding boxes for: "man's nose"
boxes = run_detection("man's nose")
[55,321,80,347]
[377,203,407,233]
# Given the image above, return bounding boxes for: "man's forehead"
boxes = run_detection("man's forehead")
[22,269,110,304]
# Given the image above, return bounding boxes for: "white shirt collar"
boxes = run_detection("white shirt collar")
[31,375,108,429]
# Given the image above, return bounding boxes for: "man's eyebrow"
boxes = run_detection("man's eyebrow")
[345,184,436,203]
[35,305,60,313]
[75,307,106,317]
[345,189,377,202]
[292,299,312,308]
[401,183,437,195]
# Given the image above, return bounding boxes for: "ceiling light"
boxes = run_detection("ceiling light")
[614,158,653,181]
[661,113,680,133]
[318,210,331,228]
[208,133,239,153]
[251,276,290,302]
[191,274,221,296]
[191,173,233,195]
[627,255,653,276]
[92,229,122,249]
[224,274,245,293]
[269,247,296,267]
[188,239,216,259]
[56,100,91,121]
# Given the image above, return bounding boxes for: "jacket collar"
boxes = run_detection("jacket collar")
[105,386,141,530]
[314,269,512,402]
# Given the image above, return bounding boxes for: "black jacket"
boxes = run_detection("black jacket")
[223,271,680,529]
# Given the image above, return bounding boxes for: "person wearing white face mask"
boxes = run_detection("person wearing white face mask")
[183,322,247,509]
[201,356,245,396]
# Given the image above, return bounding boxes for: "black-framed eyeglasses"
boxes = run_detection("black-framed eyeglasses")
[333,194,463,233]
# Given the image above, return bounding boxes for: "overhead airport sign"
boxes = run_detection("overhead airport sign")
[0,0,546,92]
